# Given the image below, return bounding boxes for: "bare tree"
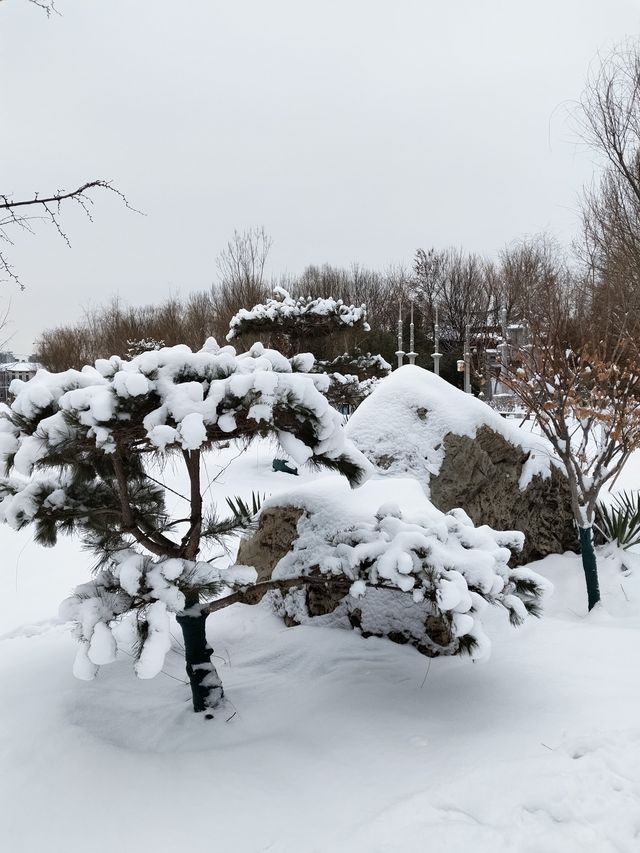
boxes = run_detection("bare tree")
[574,40,640,336]
[215,226,271,292]
[503,302,640,611]
[412,248,447,328]
[496,235,570,327]
[578,41,640,205]
[35,290,223,371]
[1,7,134,288]
[413,247,494,343]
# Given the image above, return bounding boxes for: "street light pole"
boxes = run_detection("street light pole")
[407,301,417,365]
[432,304,441,377]
[464,322,471,394]
[395,301,405,369]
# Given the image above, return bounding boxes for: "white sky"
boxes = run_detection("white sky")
[2,0,640,353]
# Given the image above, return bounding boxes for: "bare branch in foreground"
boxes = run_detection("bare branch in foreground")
[0,0,60,16]
[0,180,140,288]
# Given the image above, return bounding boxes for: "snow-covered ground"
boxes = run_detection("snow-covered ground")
[1,438,640,853]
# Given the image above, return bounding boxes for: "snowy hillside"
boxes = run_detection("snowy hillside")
[1,439,640,852]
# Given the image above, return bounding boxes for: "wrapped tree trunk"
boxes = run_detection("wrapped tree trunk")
[176,594,224,714]
[578,526,601,611]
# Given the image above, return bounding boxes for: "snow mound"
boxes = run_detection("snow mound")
[346,365,559,493]
[257,475,548,660]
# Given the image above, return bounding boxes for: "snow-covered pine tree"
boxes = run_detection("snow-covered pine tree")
[226,286,370,352]
[126,337,165,358]
[0,339,368,714]
[312,352,391,412]
[227,288,389,413]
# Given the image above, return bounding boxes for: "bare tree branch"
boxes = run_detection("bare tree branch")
[0,0,60,15]
[0,180,139,288]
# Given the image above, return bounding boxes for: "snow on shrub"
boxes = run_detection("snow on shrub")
[313,352,391,380]
[0,338,367,480]
[0,338,370,713]
[265,480,549,660]
[58,552,251,690]
[226,287,369,341]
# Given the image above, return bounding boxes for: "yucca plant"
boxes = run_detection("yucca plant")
[595,490,640,550]
[225,491,266,530]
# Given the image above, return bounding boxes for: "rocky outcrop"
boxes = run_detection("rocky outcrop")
[346,365,578,563]
[236,506,304,582]
[428,427,576,564]
[236,501,475,655]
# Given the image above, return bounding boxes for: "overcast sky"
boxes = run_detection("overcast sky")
[2,0,640,354]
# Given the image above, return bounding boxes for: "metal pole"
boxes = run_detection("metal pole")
[407,301,417,365]
[464,322,471,394]
[500,306,509,370]
[395,301,405,369]
[432,303,441,377]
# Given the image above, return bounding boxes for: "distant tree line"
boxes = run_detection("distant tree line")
[35,227,583,386]
[32,42,640,397]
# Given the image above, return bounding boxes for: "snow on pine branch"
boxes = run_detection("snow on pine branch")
[59,551,252,682]
[226,287,370,341]
[0,338,370,485]
[268,482,549,661]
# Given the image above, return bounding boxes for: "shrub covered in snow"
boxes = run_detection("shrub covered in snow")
[0,338,369,713]
[244,478,549,660]
[313,352,391,380]
[226,287,370,343]
[313,353,391,412]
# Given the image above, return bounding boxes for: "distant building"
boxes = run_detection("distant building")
[0,353,41,404]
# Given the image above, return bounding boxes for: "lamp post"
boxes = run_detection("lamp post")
[464,322,471,394]
[432,303,441,377]
[395,301,405,369]
[407,301,417,365]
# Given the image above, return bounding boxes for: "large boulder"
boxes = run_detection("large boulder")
[237,505,304,583]
[235,477,544,659]
[345,365,577,564]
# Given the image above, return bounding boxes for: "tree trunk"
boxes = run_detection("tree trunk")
[578,526,601,611]
[176,597,224,714]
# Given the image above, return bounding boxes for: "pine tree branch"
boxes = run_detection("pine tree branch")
[204,575,395,614]
[111,450,181,559]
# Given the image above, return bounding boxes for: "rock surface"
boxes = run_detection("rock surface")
[346,365,577,564]
[428,427,576,564]
[234,476,535,657]
[236,506,303,582]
